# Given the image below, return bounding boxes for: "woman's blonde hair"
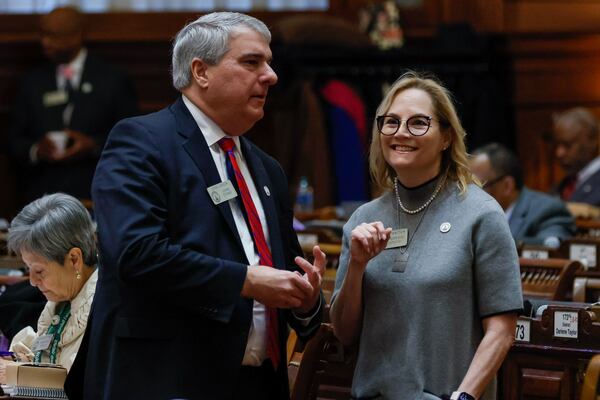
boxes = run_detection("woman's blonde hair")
[369,71,474,193]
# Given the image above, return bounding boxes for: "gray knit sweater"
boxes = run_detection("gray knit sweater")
[332,179,523,400]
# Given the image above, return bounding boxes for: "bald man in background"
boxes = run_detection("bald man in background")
[8,6,138,205]
[552,107,600,206]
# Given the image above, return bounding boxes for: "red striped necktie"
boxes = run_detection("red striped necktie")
[218,138,280,369]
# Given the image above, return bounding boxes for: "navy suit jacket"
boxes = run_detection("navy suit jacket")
[509,187,575,246]
[8,53,137,202]
[557,168,600,207]
[77,97,322,400]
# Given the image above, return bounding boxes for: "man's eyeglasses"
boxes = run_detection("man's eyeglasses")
[376,115,433,136]
[482,174,507,189]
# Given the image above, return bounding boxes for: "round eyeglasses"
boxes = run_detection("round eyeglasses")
[376,115,433,136]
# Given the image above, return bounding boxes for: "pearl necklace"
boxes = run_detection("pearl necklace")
[393,172,447,215]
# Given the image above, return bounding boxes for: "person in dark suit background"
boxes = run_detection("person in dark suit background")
[75,12,325,400]
[8,6,137,205]
[552,107,600,206]
[471,142,575,248]
[4,7,136,353]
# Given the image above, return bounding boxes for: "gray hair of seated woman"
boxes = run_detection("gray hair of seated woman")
[171,11,271,90]
[7,193,97,267]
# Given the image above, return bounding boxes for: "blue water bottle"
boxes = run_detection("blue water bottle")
[295,176,314,213]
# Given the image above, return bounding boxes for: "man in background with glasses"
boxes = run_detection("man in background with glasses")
[470,142,575,248]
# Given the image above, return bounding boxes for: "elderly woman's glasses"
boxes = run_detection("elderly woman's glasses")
[376,115,433,136]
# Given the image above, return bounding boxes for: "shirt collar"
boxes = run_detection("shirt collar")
[505,200,516,221]
[58,48,87,79]
[577,155,600,186]
[181,94,241,150]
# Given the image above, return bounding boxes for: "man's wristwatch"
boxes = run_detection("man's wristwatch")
[450,392,475,400]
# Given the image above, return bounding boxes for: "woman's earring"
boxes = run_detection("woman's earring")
[76,271,81,280]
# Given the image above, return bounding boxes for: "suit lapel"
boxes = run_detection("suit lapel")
[509,189,529,238]
[69,55,92,128]
[241,138,286,269]
[40,65,66,132]
[173,98,246,258]
[573,168,600,201]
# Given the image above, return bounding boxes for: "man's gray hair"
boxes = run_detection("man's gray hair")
[171,12,271,90]
[7,193,97,266]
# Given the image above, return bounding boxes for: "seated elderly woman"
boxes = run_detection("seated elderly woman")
[1,193,97,374]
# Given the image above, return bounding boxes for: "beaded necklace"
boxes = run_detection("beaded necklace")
[391,171,448,272]
[393,171,447,215]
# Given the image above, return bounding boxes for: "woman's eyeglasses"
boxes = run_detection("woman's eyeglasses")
[376,115,433,136]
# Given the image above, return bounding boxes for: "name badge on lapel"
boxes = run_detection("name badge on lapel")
[207,180,237,205]
[43,90,68,107]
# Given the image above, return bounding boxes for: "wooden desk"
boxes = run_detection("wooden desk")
[575,218,600,238]
[0,231,7,254]
[0,256,26,286]
[0,276,27,286]
[504,344,598,400]
[0,256,24,270]
[503,304,600,400]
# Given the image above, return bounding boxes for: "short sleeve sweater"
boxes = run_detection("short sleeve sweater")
[332,180,523,400]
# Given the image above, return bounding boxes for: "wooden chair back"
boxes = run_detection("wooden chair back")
[289,323,356,400]
[520,258,582,300]
[573,277,600,303]
[581,354,600,400]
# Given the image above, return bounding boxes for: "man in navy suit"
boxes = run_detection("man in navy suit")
[552,107,600,207]
[77,12,325,400]
[471,143,575,248]
[8,6,137,204]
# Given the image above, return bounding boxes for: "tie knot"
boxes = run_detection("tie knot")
[218,138,235,153]
[59,64,74,80]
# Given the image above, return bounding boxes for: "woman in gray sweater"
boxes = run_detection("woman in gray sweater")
[330,72,523,400]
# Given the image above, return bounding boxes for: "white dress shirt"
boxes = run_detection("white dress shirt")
[505,201,516,222]
[56,47,87,91]
[29,48,88,163]
[182,95,269,366]
[58,48,87,127]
